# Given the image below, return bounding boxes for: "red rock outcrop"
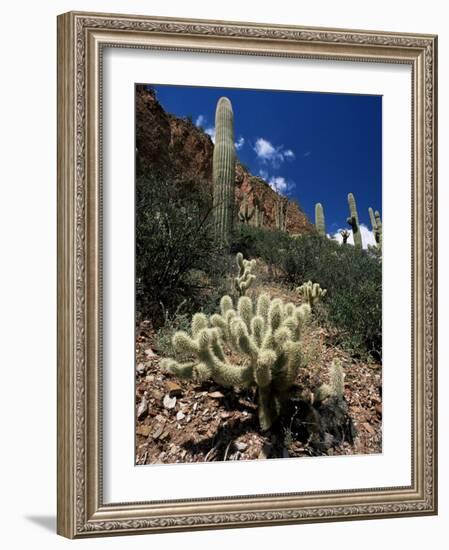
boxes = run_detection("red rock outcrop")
[136,85,313,235]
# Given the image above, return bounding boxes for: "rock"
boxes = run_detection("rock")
[136,425,151,437]
[152,424,164,440]
[137,395,148,419]
[364,422,375,435]
[208,391,224,399]
[163,394,177,410]
[166,381,183,397]
[145,348,157,357]
[234,441,248,452]
[176,411,185,421]
[136,362,146,374]
[220,411,231,419]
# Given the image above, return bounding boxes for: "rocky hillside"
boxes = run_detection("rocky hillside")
[136,85,313,235]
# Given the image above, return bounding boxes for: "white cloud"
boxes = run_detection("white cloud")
[235,136,245,150]
[332,224,377,250]
[195,114,206,127]
[258,170,295,196]
[253,138,295,167]
[204,126,216,143]
[268,176,295,195]
[268,176,288,193]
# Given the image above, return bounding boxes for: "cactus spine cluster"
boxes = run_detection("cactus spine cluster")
[347,193,363,249]
[314,359,345,403]
[296,280,327,308]
[315,203,326,236]
[275,198,288,231]
[238,195,255,224]
[234,252,256,296]
[161,293,312,430]
[212,97,236,246]
[369,207,382,251]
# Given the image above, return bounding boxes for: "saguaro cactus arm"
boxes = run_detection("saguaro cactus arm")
[213,97,236,246]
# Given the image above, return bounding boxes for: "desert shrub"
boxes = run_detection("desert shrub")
[136,175,220,324]
[155,303,191,358]
[280,235,382,359]
[231,224,291,268]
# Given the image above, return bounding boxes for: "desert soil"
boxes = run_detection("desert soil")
[135,277,382,465]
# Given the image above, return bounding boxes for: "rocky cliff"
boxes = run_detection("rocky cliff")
[136,85,313,235]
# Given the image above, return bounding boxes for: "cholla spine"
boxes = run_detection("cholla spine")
[234,252,256,296]
[296,280,327,308]
[161,293,312,430]
[315,203,326,236]
[347,193,363,249]
[212,97,235,246]
[369,207,382,251]
[314,359,345,403]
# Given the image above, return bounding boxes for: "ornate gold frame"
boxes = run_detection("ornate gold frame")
[57,11,438,538]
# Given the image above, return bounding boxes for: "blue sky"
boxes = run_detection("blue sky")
[147,84,382,241]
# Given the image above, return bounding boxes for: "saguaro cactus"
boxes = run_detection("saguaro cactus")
[161,293,312,430]
[213,97,236,246]
[253,192,266,228]
[340,229,350,244]
[347,193,363,249]
[234,252,256,296]
[275,198,288,231]
[238,195,255,224]
[315,203,326,236]
[369,207,382,251]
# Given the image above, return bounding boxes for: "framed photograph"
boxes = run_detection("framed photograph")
[57,11,438,538]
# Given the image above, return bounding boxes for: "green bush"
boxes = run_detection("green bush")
[155,304,191,358]
[232,226,381,359]
[282,235,382,359]
[136,175,220,324]
[231,224,291,268]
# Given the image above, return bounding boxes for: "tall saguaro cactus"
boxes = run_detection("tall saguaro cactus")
[315,203,326,236]
[213,97,236,246]
[347,193,363,249]
[369,207,382,251]
[275,198,288,231]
